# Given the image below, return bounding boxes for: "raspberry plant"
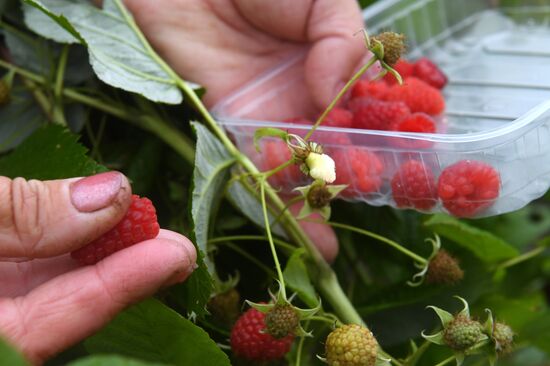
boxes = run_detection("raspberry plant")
[0,1,549,366]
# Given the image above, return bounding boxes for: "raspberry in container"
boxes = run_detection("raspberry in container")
[212,0,550,218]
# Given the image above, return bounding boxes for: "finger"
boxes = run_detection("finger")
[0,230,197,364]
[304,0,366,109]
[233,0,313,42]
[0,172,132,258]
[0,255,77,297]
[288,201,339,262]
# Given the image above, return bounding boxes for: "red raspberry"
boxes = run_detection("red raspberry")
[333,147,384,197]
[414,57,448,89]
[322,107,353,128]
[392,113,436,133]
[71,195,160,265]
[349,97,410,131]
[391,160,437,210]
[437,160,500,217]
[351,80,388,100]
[385,77,445,115]
[261,139,302,189]
[391,113,436,149]
[230,307,294,361]
[383,59,415,85]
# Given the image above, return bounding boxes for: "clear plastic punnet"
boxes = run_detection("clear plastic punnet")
[212,0,550,218]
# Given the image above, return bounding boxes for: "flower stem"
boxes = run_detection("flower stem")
[326,221,428,265]
[433,355,454,366]
[304,57,377,141]
[497,246,546,270]
[260,181,287,299]
[52,44,69,126]
[208,235,296,252]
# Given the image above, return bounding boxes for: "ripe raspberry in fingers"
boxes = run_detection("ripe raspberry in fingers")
[437,160,500,217]
[349,97,410,131]
[71,194,160,265]
[413,57,448,89]
[230,307,294,362]
[391,160,437,210]
[385,77,445,115]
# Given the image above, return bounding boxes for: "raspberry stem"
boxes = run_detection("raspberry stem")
[324,221,428,265]
[304,56,378,141]
[260,180,288,299]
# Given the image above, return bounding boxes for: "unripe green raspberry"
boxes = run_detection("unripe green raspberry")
[426,250,464,285]
[493,322,514,354]
[0,80,10,105]
[371,32,405,66]
[443,316,484,351]
[265,304,300,339]
[325,324,378,366]
[207,288,241,326]
[307,184,332,209]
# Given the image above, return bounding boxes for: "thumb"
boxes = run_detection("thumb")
[304,0,366,109]
[0,171,132,259]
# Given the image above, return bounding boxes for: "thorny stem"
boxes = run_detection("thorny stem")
[223,241,276,278]
[304,57,377,141]
[260,181,287,299]
[497,246,546,270]
[53,44,69,126]
[433,355,455,366]
[0,59,196,163]
[325,221,428,265]
[208,235,296,252]
[0,47,367,326]
[262,159,294,179]
[295,320,309,366]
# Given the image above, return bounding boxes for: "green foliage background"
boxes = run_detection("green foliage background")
[0,0,549,366]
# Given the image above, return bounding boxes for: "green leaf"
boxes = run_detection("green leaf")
[283,248,319,308]
[67,355,167,366]
[190,122,235,272]
[519,309,550,356]
[253,127,288,152]
[0,124,106,179]
[22,0,183,104]
[173,252,213,318]
[424,215,519,262]
[21,0,83,43]
[0,81,44,153]
[84,298,230,366]
[0,338,29,366]
[226,179,286,237]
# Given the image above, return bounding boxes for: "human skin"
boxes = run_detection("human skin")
[0,1,367,363]
[117,0,367,261]
[0,173,197,364]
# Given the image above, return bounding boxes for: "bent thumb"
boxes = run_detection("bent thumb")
[0,171,132,259]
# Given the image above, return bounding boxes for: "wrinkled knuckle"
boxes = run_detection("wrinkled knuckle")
[8,178,48,256]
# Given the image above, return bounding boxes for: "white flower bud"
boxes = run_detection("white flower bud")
[306,152,336,183]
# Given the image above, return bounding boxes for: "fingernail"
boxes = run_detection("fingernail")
[70,171,123,212]
[163,241,198,287]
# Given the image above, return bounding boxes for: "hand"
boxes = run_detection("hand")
[122,0,366,112]
[120,0,365,261]
[0,172,197,364]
